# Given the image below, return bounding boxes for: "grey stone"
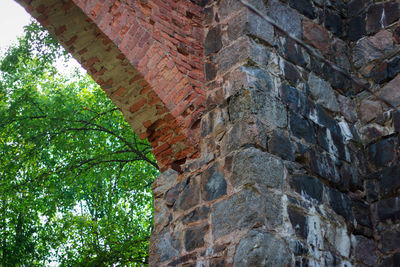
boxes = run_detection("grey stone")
[233,230,291,267]
[268,0,302,39]
[174,178,200,211]
[205,25,223,55]
[212,188,265,239]
[231,147,285,189]
[228,87,287,128]
[308,72,339,112]
[155,229,182,262]
[201,163,227,201]
[268,129,295,161]
[153,169,179,197]
[184,224,209,252]
[353,235,377,267]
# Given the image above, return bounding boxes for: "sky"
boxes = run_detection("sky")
[0,1,82,74]
[0,1,31,51]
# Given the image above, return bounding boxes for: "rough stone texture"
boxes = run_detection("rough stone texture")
[21,0,400,265]
[233,230,291,267]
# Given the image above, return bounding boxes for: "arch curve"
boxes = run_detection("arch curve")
[15,0,206,170]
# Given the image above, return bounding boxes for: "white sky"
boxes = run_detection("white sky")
[0,1,31,51]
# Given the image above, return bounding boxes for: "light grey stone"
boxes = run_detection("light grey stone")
[308,72,339,112]
[152,169,179,197]
[233,230,291,267]
[231,147,285,189]
[155,229,181,262]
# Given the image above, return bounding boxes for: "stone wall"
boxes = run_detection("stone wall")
[151,0,400,266]
[16,0,400,265]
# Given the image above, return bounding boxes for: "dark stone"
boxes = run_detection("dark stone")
[367,3,384,33]
[324,10,343,37]
[156,229,182,262]
[167,252,197,266]
[289,112,316,144]
[201,162,227,201]
[367,137,396,169]
[280,85,312,117]
[353,235,377,267]
[387,55,400,80]
[384,1,400,26]
[309,149,341,184]
[288,0,316,19]
[182,205,210,224]
[376,196,400,222]
[380,165,400,197]
[205,62,217,81]
[288,206,308,239]
[233,230,291,267]
[283,60,301,85]
[352,200,372,228]
[174,178,200,211]
[210,258,227,267]
[365,179,380,202]
[268,129,295,161]
[205,25,223,55]
[372,61,388,84]
[394,111,400,132]
[381,230,400,254]
[348,14,366,41]
[313,104,341,136]
[289,175,323,203]
[268,0,302,38]
[381,253,400,267]
[282,38,306,67]
[327,187,353,221]
[348,0,368,17]
[317,126,347,161]
[184,224,209,251]
[165,182,185,207]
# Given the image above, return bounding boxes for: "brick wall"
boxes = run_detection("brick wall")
[15,0,400,266]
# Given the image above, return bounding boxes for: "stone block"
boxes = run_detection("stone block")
[182,205,210,224]
[289,111,316,144]
[201,162,227,201]
[327,187,353,221]
[379,74,400,107]
[376,196,400,222]
[308,72,339,112]
[380,164,400,197]
[352,235,377,267]
[205,25,223,55]
[174,178,200,211]
[228,86,287,128]
[290,175,324,203]
[286,0,316,19]
[348,14,366,42]
[303,19,330,55]
[212,188,265,239]
[268,129,295,161]
[337,95,357,123]
[184,223,209,252]
[153,229,182,263]
[153,169,179,197]
[268,0,302,38]
[367,137,396,169]
[309,149,341,184]
[231,147,285,189]
[288,206,308,239]
[233,230,291,267]
[324,10,343,37]
[381,230,400,254]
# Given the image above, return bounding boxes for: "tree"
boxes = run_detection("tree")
[0,22,158,266]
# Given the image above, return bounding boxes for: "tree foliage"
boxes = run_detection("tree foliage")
[0,22,158,266]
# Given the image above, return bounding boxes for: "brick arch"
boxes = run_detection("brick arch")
[15,0,205,171]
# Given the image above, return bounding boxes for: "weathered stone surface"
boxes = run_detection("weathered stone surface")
[228,9,274,45]
[233,230,291,267]
[182,206,210,224]
[174,178,200,211]
[324,10,343,37]
[221,118,267,155]
[153,169,179,197]
[303,19,330,55]
[381,253,400,267]
[317,126,347,161]
[367,2,400,34]
[289,112,316,143]
[331,38,350,71]
[282,60,301,85]
[288,206,308,239]
[376,196,400,222]
[352,235,377,267]
[205,25,223,55]
[231,147,285,189]
[379,74,400,107]
[290,175,323,203]
[381,230,400,254]
[308,72,339,112]
[368,137,396,169]
[228,87,287,128]
[287,0,316,19]
[212,188,265,239]
[268,129,295,161]
[184,224,209,252]
[268,0,302,38]
[348,14,366,42]
[352,30,393,68]
[280,85,312,117]
[337,95,357,123]
[359,99,383,123]
[352,199,372,228]
[310,149,341,184]
[387,55,400,80]
[281,38,307,67]
[153,229,182,263]
[380,165,400,197]
[327,187,353,221]
[201,162,227,201]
